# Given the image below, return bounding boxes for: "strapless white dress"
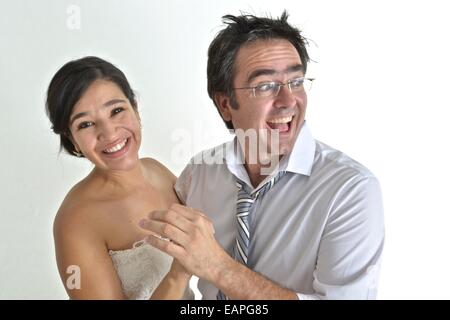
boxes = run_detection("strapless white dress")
[109,240,177,300]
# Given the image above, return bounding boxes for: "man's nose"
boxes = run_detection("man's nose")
[274,84,296,107]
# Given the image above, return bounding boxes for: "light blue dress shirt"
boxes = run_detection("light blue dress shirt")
[175,122,384,299]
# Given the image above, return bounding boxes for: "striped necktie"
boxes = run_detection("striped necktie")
[217,171,286,300]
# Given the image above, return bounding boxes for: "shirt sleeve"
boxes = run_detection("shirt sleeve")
[174,160,194,205]
[300,176,385,300]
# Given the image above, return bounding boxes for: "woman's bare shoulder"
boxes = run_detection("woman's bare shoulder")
[141,158,179,204]
[53,181,102,239]
[52,182,125,299]
[141,157,176,185]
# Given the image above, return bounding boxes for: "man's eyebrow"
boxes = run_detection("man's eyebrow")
[247,69,277,83]
[69,99,127,126]
[247,64,305,84]
[286,64,304,74]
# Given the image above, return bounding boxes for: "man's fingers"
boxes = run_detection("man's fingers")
[190,208,215,234]
[168,204,196,221]
[139,218,164,233]
[145,234,186,259]
[142,205,215,238]
[170,204,214,225]
[146,210,167,220]
[148,208,192,233]
[139,217,190,246]
[173,206,215,235]
[150,205,213,229]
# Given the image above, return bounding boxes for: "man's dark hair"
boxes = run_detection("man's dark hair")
[46,56,137,157]
[207,10,310,129]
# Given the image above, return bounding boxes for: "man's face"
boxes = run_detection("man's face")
[219,39,307,160]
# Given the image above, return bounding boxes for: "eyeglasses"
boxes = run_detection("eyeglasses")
[233,76,315,98]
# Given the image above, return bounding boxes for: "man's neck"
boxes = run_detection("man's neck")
[244,157,282,188]
[244,163,265,188]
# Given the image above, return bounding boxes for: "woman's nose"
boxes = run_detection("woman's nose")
[96,121,117,141]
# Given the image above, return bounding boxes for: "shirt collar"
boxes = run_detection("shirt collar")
[224,135,250,186]
[224,121,316,187]
[282,121,316,176]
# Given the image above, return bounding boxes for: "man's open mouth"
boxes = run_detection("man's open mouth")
[266,116,293,133]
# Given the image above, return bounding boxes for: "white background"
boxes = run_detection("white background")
[1,0,449,299]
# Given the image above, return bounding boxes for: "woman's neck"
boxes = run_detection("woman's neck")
[88,160,152,196]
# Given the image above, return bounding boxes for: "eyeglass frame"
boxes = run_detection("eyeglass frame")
[232,76,315,98]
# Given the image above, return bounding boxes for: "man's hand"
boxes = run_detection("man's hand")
[139,203,232,282]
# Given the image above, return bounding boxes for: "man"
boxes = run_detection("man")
[140,11,384,299]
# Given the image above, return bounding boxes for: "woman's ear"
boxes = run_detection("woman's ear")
[135,112,142,129]
[214,93,232,122]
[67,132,81,154]
[133,103,141,124]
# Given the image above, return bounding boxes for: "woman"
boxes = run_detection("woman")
[46,56,192,299]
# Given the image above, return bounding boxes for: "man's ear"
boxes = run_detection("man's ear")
[214,93,232,122]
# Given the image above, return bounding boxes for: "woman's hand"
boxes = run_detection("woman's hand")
[168,258,192,282]
[150,258,191,300]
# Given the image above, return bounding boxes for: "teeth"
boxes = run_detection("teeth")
[267,116,293,124]
[104,139,127,153]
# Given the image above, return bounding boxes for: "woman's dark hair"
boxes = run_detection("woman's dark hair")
[207,10,310,129]
[46,56,137,157]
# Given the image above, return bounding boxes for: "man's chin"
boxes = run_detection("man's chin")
[276,140,294,155]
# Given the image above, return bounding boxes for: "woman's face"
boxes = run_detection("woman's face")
[68,79,141,172]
